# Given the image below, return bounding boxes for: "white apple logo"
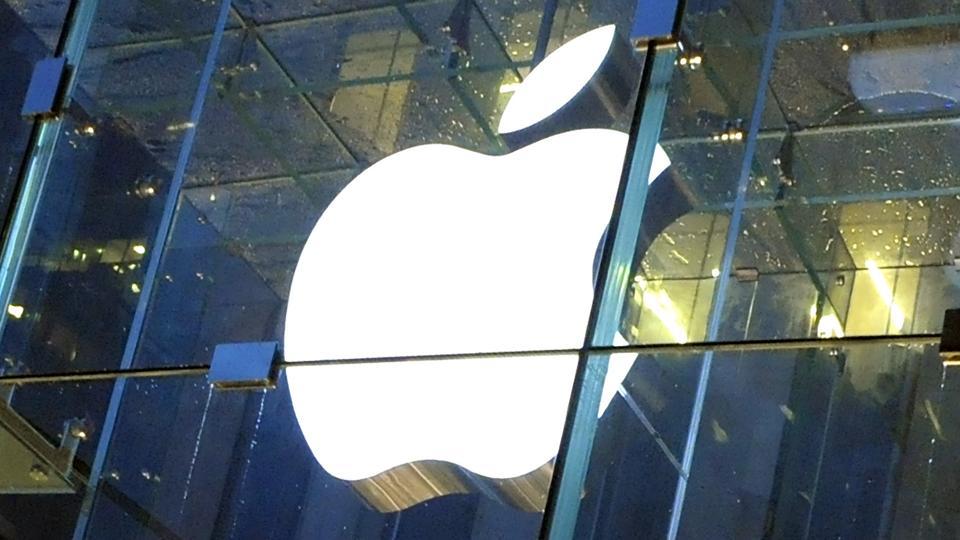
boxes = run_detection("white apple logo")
[284,25,670,482]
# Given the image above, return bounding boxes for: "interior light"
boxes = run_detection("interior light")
[711,268,720,278]
[132,244,146,255]
[640,287,688,343]
[498,82,522,94]
[816,313,845,338]
[6,305,24,319]
[865,260,906,331]
[130,283,141,294]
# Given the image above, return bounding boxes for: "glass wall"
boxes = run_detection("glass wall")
[1,0,959,538]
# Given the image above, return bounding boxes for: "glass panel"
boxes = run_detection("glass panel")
[74,358,581,538]
[572,342,948,538]
[129,3,651,371]
[0,0,226,376]
[737,13,960,340]
[3,1,960,539]
[0,1,73,267]
[783,0,960,31]
[679,343,944,538]
[617,0,773,350]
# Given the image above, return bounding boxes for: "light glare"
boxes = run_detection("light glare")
[865,260,906,331]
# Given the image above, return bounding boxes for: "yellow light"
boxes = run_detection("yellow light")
[642,288,688,344]
[6,305,24,319]
[130,283,141,294]
[817,313,844,338]
[132,244,146,255]
[865,260,906,331]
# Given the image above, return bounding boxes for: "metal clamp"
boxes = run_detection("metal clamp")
[21,57,69,118]
[208,341,279,390]
[940,309,960,366]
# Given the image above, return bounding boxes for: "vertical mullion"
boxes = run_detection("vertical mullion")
[664,1,786,538]
[70,0,234,537]
[540,41,678,540]
[0,0,101,344]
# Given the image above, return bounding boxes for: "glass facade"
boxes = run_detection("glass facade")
[0,0,958,538]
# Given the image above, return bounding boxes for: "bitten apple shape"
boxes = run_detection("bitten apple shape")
[284,25,669,481]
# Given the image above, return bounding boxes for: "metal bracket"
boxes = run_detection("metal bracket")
[0,400,85,494]
[208,341,279,390]
[631,0,682,44]
[940,309,960,366]
[20,57,69,118]
[734,267,760,282]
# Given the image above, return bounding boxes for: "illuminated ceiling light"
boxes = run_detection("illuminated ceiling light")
[816,313,845,338]
[6,305,24,319]
[285,25,671,481]
[640,286,688,344]
[130,283,141,294]
[498,82,522,94]
[132,244,146,255]
[865,260,906,331]
[711,268,720,278]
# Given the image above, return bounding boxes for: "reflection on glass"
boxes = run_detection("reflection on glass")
[2,1,960,539]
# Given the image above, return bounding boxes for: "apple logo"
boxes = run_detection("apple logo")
[284,25,670,483]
